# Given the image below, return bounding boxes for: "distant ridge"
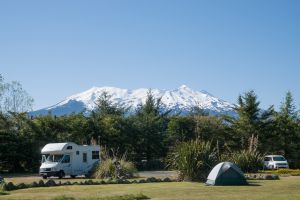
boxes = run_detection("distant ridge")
[31,85,236,117]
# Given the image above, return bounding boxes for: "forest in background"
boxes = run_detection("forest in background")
[0,74,299,172]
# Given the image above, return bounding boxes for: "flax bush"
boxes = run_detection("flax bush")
[168,139,218,181]
[224,149,263,173]
[93,150,137,179]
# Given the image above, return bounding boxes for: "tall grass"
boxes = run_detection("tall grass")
[93,149,137,179]
[224,149,263,173]
[168,139,218,181]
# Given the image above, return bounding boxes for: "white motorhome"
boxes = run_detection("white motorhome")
[39,142,100,179]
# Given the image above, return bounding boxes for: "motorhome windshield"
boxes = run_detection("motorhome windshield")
[45,154,64,163]
[41,154,48,163]
[273,156,286,161]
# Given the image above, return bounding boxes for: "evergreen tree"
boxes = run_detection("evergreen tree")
[230,90,273,150]
[274,92,300,167]
[87,92,131,154]
[167,116,195,143]
[94,91,126,116]
[131,90,169,161]
[193,115,228,147]
[0,112,38,172]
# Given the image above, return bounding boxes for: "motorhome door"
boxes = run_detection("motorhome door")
[61,154,72,175]
[82,152,88,174]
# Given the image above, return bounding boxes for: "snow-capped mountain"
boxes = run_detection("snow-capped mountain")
[31,85,236,116]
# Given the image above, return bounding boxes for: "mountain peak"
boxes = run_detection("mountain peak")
[179,84,188,88]
[31,86,236,117]
[178,84,191,90]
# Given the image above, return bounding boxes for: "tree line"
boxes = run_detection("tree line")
[0,74,299,172]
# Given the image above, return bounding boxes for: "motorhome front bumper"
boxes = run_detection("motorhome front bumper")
[39,171,60,177]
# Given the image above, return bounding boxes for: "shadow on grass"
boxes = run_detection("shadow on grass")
[247,181,261,186]
[0,191,9,195]
[52,194,150,200]
[204,181,261,186]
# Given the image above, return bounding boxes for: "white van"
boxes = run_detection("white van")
[39,142,100,179]
[263,155,289,170]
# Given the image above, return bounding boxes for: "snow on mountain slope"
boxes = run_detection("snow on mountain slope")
[31,85,236,116]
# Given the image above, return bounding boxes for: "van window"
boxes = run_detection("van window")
[67,146,72,150]
[264,157,271,161]
[273,156,286,161]
[92,151,99,159]
[83,153,87,163]
[62,155,70,163]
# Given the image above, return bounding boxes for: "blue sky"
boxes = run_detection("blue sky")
[0,0,299,110]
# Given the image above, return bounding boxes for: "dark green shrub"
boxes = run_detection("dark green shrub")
[167,139,218,181]
[138,179,146,183]
[114,179,126,184]
[38,180,45,187]
[163,177,172,182]
[101,194,149,200]
[31,181,39,187]
[2,182,15,191]
[52,194,149,200]
[45,180,56,187]
[84,179,93,185]
[63,181,71,185]
[16,183,27,189]
[105,179,118,184]
[146,177,157,183]
[156,178,162,182]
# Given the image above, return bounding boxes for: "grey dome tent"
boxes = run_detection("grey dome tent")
[206,162,248,186]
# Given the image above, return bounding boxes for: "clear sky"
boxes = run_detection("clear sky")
[0,0,299,110]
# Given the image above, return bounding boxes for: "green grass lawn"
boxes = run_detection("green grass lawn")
[1,176,300,200]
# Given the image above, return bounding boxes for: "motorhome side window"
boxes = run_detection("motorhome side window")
[62,155,70,163]
[67,146,72,150]
[92,151,99,159]
[83,153,87,162]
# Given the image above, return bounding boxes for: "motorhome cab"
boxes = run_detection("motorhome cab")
[39,142,100,179]
[263,155,289,170]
